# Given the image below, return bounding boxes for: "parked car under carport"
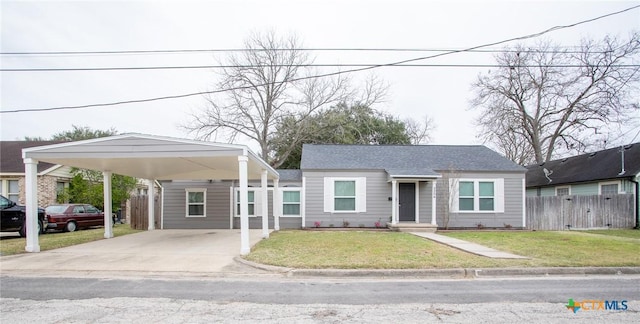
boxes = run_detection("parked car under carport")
[45,204,105,232]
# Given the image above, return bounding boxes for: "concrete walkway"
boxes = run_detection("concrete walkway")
[411,232,529,259]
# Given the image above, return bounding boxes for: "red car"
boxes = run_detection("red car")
[45,204,105,232]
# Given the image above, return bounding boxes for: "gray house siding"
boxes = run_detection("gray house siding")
[231,189,302,229]
[303,170,391,227]
[161,180,232,229]
[435,172,524,228]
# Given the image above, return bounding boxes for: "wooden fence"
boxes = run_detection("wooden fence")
[526,194,635,230]
[130,195,161,230]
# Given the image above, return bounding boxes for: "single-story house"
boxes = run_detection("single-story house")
[19,134,526,254]
[160,144,527,230]
[525,143,639,227]
[0,141,72,206]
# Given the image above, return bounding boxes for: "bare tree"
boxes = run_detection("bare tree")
[436,167,460,230]
[471,32,640,164]
[404,115,435,145]
[185,31,387,165]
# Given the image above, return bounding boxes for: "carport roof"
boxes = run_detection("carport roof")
[22,134,278,180]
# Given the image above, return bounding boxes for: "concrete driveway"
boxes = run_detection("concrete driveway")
[0,229,267,277]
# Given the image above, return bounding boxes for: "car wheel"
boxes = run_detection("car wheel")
[38,220,45,235]
[19,226,26,237]
[65,221,77,232]
[18,222,44,237]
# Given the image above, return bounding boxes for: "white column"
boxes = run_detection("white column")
[301,176,306,228]
[391,180,398,225]
[273,178,280,231]
[415,182,420,224]
[147,179,155,230]
[103,171,113,238]
[431,180,437,225]
[238,156,250,255]
[261,170,269,239]
[24,158,40,252]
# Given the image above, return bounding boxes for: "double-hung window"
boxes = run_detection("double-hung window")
[323,177,366,213]
[452,179,504,213]
[282,189,301,216]
[236,190,255,216]
[7,180,19,203]
[186,188,206,217]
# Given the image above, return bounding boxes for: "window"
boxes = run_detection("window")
[334,180,356,211]
[186,189,206,217]
[556,187,570,196]
[600,183,619,195]
[282,190,301,216]
[323,177,366,213]
[56,182,68,202]
[451,179,504,213]
[8,180,19,203]
[236,190,255,216]
[459,181,474,211]
[479,182,494,211]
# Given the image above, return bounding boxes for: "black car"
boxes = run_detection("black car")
[0,195,46,237]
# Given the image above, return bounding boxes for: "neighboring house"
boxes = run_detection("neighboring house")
[525,143,640,227]
[160,144,526,230]
[0,141,72,207]
[525,143,640,197]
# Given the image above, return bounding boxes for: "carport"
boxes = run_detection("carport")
[21,134,279,255]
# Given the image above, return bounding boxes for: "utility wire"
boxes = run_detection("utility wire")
[0,47,605,56]
[2,4,638,114]
[3,64,638,72]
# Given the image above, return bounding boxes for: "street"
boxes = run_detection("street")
[1,275,638,323]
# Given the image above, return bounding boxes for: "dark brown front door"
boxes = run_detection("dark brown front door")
[399,183,415,221]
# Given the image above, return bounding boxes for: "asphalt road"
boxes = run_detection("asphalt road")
[2,275,638,304]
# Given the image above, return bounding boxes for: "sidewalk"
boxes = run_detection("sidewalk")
[410,232,529,259]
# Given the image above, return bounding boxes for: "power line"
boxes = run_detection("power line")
[2,4,638,114]
[3,64,638,72]
[0,47,605,56]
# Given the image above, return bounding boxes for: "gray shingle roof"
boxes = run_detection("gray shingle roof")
[275,169,302,181]
[300,144,525,173]
[526,143,640,187]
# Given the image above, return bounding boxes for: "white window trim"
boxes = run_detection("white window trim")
[555,186,571,196]
[185,188,207,218]
[599,181,621,195]
[450,178,504,213]
[323,177,366,213]
[234,188,261,217]
[280,187,302,217]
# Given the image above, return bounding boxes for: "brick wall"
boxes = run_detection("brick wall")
[15,175,63,207]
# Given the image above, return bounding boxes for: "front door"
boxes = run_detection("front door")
[399,183,416,222]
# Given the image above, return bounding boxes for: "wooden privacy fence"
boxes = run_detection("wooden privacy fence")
[526,194,635,230]
[130,195,161,230]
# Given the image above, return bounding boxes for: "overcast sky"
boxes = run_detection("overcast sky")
[1,1,639,153]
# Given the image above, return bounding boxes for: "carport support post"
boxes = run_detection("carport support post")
[238,156,250,255]
[147,179,155,230]
[261,170,269,239]
[103,171,113,238]
[273,178,280,231]
[24,158,40,252]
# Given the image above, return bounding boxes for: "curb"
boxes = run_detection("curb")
[235,258,640,279]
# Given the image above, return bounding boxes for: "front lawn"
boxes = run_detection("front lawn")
[0,225,142,256]
[245,230,640,269]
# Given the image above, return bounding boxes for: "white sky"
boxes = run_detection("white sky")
[1,0,639,153]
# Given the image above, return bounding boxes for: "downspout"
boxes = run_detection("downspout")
[631,176,639,229]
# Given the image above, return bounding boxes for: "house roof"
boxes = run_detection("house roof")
[275,169,302,181]
[0,141,66,173]
[526,142,640,187]
[300,144,525,174]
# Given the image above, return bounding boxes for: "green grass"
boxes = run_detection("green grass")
[443,230,640,267]
[582,229,640,240]
[0,225,142,256]
[245,230,640,269]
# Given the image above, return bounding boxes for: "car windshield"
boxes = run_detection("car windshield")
[45,205,67,214]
